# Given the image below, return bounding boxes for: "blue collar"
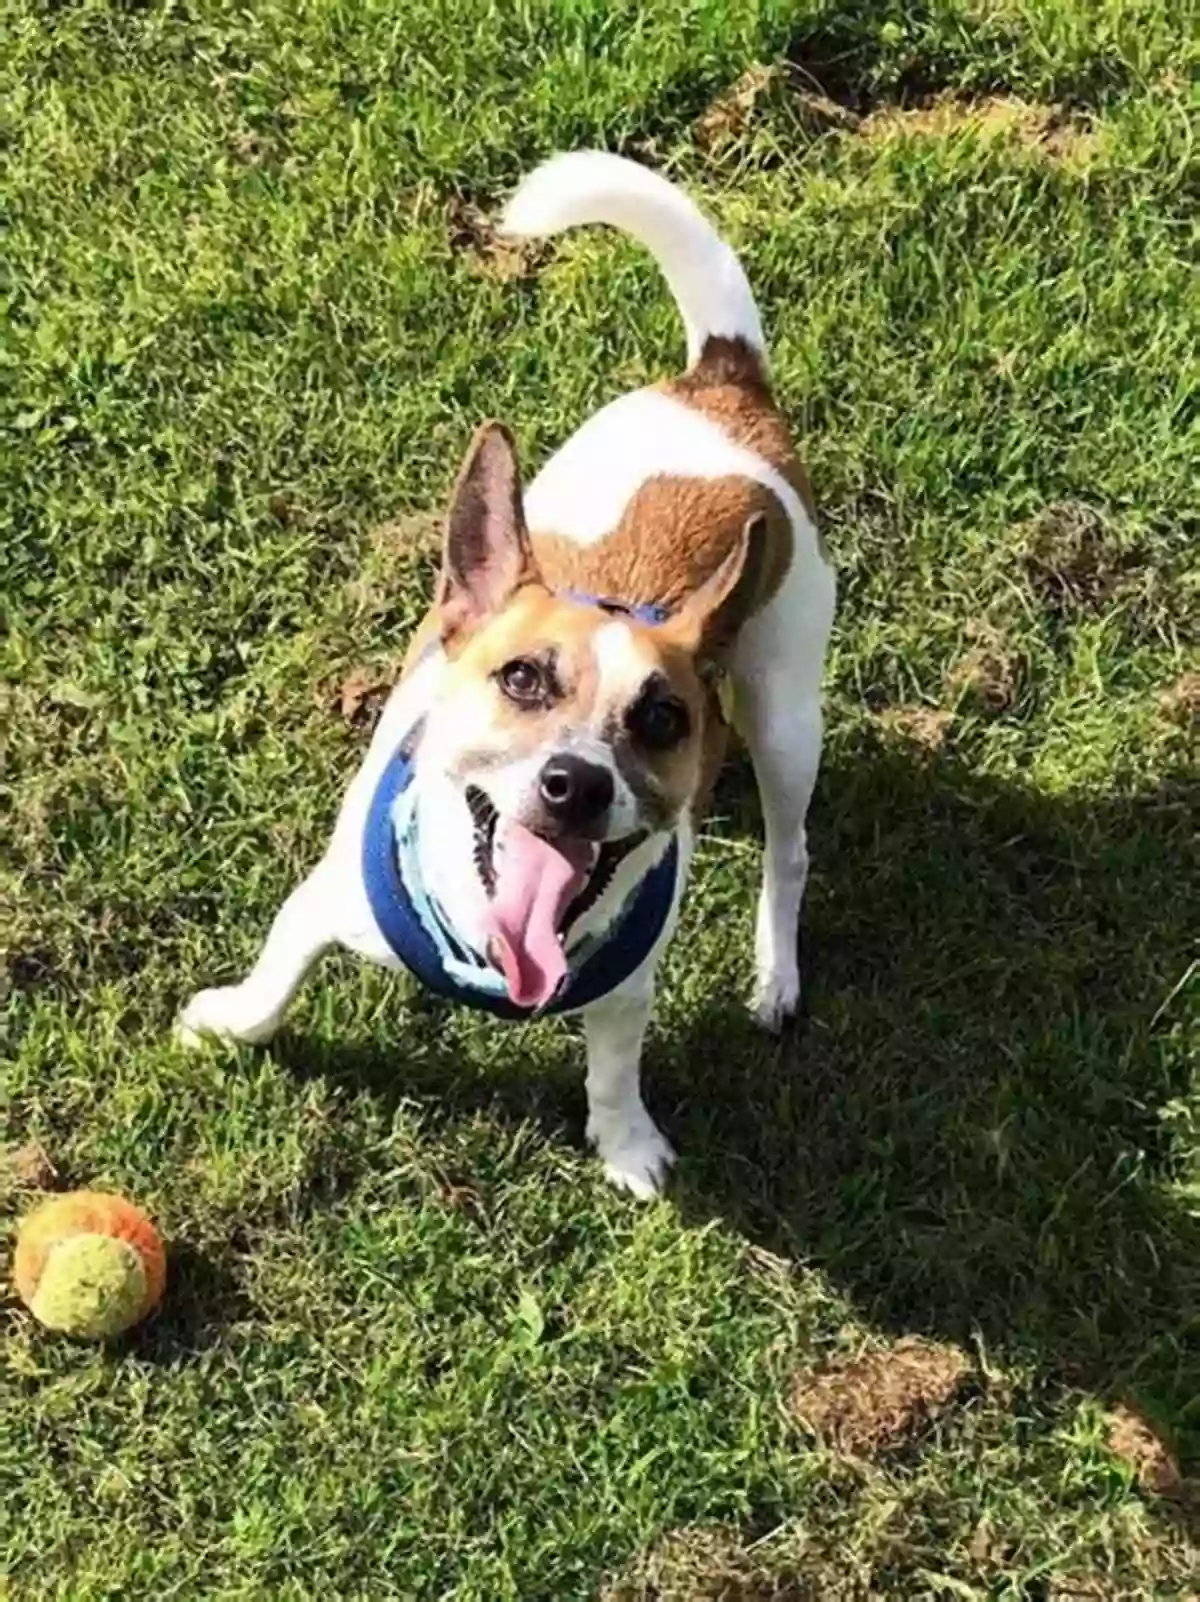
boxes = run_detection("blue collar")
[361,590,678,1020]
[560,591,671,627]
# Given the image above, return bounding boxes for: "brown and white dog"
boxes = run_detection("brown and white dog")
[178,152,836,1197]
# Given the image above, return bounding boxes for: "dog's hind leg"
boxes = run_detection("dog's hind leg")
[732,548,835,1031]
[177,866,338,1047]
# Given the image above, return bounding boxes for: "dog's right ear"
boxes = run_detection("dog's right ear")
[438,422,542,641]
[659,511,770,661]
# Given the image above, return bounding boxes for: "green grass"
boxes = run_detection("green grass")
[3,1,1197,1596]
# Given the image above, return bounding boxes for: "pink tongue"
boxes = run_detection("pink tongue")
[485,822,590,1009]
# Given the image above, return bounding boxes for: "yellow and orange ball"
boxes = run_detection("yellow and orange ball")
[13,1191,165,1339]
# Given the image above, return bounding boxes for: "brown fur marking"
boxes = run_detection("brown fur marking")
[675,333,771,393]
[532,474,792,635]
[669,334,819,527]
[528,335,812,642]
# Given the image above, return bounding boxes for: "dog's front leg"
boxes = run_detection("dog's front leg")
[583,984,674,1199]
[177,865,337,1047]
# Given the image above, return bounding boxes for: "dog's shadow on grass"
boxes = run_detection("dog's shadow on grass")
[278,727,1196,1457]
[664,730,1198,1458]
[134,1242,257,1362]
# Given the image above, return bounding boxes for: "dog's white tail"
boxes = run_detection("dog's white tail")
[501,151,765,368]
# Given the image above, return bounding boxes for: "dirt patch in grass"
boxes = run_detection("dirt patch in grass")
[1105,1403,1186,1499]
[369,511,443,563]
[693,63,1092,160]
[229,127,274,167]
[946,620,1021,713]
[604,1525,833,1602]
[693,64,782,149]
[1157,671,1200,728]
[343,512,441,623]
[860,93,1096,160]
[1019,501,1141,617]
[324,665,393,730]
[2,1139,60,1194]
[446,195,546,282]
[790,1336,972,1454]
[873,704,955,752]
[319,513,442,719]
[694,63,858,150]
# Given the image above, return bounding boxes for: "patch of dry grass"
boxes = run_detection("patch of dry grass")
[790,1338,973,1455]
[946,620,1022,714]
[1105,1403,1187,1500]
[860,93,1097,163]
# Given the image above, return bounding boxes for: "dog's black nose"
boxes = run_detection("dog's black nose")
[538,754,614,831]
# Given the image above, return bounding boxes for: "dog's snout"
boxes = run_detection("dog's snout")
[538,754,614,830]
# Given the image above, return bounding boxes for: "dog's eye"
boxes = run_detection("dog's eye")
[626,689,690,750]
[498,657,544,704]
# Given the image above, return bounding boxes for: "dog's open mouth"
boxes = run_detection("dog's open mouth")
[466,784,645,1008]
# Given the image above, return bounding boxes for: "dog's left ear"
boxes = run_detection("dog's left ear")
[439,421,542,640]
[661,512,769,660]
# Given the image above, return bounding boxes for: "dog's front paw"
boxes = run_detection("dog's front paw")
[587,1105,676,1200]
[752,969,799,1033]
[176,986,278,1049]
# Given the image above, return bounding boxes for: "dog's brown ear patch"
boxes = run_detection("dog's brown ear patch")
[440,422,542,640]
[661,511,769,660]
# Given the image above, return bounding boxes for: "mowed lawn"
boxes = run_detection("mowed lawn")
[3,1,1197,1596]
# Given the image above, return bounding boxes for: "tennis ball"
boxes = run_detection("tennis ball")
[13,1191,166,1339]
